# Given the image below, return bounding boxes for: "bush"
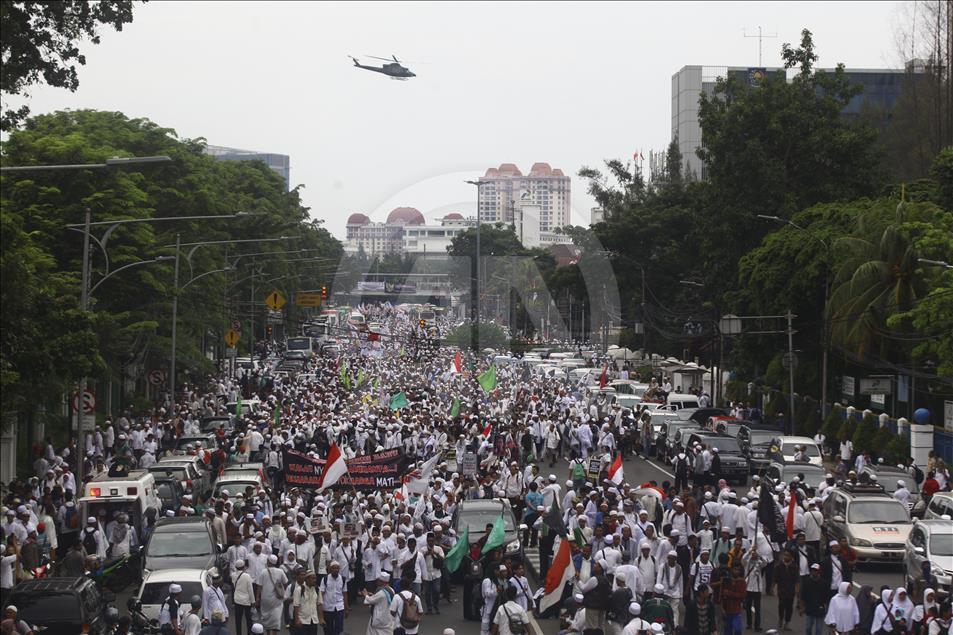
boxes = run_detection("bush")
[838,415,856,443]
[794,397,815,436]
[882,433,910,465]
[804,408,823,438]
[852,413,879,448]
[821,404,844,441]
[444,324,508,351]
[765,390,786,417]
[725,380,749,403]
[871,425,894,458]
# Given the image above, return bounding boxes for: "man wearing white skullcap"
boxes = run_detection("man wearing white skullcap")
[158,583,182,633]
[363,570,394,635]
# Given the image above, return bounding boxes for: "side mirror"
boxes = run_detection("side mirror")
[913,546,925,555]
[832,515,845,524]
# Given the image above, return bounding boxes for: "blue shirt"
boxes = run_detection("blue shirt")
[524,492,543,519]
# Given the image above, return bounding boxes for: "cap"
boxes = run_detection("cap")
[252,626,265,634]
[628,602,641,615]
[236,559,246,568]
[810,563,821,570]
[4,606,16,614]
[654,583,665,593]
[379,572,391,581]
[498,565,508,572]
[604,535,614,544]
[170,583,182,593]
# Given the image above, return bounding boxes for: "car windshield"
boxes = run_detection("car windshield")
[156,483,175,501]
[930,534,953,556]
[847,500,910,524]
[152,467,186,479]
[214,481,257,496]
[140,581,203,604]
[458,509,516,535]
[749,431,776,444]
[782,467,826,489]
[879,475,919,494]
[11,591,81,623]
[705,438,742,453]
[148,530,213,556]
[784,442,820,456]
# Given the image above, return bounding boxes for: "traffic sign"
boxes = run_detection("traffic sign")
[71,390,96,414]
[265,291,286,311]
[148,370,165,386]
[224,329,240,347]
[231,319,242,331]
[295,292,322,308]
[782,352,798,370]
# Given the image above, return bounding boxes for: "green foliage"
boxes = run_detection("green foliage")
[794,397,816,436]
[838,415,856,443]
[443,323,508,351]
[852,412,878,448]
[933,147,953,212]
[803,408,823,438]
[1,109,342,430]
[724,380,749,403]
[870,424,895,457]
[0,1,140,129]
[765,390,785,417]
[882,432,910,465]
[821,405,844,441]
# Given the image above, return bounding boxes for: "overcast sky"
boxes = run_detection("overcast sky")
[11,1,903,238]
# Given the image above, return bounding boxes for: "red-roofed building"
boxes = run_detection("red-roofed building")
[475,163,571,232]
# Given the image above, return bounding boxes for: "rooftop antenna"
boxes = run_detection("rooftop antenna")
[743,26,778,66]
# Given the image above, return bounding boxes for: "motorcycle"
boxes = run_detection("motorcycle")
[127,598,161,634]
[87,547,142,593]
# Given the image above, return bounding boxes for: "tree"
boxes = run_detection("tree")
[852,412,878,448]
[0,1,140,129]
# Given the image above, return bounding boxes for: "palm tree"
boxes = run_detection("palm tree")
[828,210,921,359]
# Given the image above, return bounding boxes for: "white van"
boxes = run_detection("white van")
[79,469,162,537]
[665,393,700,410]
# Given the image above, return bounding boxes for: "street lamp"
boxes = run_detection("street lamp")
[758,214,833,418]
[918,258,953,269]
[0,155,173,173]
[88,256,175,296]
[465,179,489,352]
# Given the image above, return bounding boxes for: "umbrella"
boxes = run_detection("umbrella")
[633,484,666,500]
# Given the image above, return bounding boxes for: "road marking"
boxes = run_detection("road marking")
[637,456,675,479]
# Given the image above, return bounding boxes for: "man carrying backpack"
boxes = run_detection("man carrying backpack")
[389,571,423,635]
[492,586,529,635]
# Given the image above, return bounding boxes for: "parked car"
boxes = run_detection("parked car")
[764,461,827,495]
[822,482,912,564]
[924,491,953,520]
[658,420,705,460]
[143,517,222,575]
[148,456,213,501]
[212,474,264,503]
[152,474,185,515]
[768,436,823,467]
[904,518,953,597]
[6,577,112,634]
[199,415,232,434]
[737,425,781,474]
[136,568,214,621]
[860,464,925,517]
[685,432,749,484]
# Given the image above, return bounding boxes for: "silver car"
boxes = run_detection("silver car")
[924,492,953,520]
[905,518,953,597]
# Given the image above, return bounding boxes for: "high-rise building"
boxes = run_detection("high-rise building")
[476,163,571,232]
[671,65,921,179]
[205,144,291,190]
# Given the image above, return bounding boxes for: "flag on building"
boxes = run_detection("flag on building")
[539,539,574,613]
[315,443,349,492]
[608,453,624,485]
[445,526,469,573]
[481,514,506,554]
[477,365,497,392]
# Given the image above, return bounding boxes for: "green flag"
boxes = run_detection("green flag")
[389,392,408,410]
[449,396,460,418]
[235,394,242,417]
[574,527,586,548]
[481,514,506,554]
[444,526,469,573]
[477,365,497,392]
[273,406,280,426]
[357,368,365,387]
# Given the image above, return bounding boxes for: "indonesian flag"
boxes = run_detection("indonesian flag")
[449,351,462,375]
[539,538,574,613]
[407,452,442,495]
[608,453,624,485]
[482,423,492,438]
[599,364,609,389]
[315,442,348,492]
[785,492,798,540]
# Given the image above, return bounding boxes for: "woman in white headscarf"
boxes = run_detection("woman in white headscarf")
[911,588,937,630]
[890,587,916,632]
[871,588,895,633]
[824,581,860,634]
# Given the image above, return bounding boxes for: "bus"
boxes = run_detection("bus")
[286,336,316,356]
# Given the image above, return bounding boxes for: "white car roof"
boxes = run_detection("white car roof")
[778,436,817,444]
[141,568,208,584]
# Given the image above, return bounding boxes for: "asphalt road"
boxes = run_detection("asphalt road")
[114,450,903,634]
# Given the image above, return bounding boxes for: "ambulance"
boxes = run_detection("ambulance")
[79,469,163,538]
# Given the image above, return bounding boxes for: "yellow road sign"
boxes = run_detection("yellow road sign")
[265,290,286,311]
[224,329,240,347]
[296,292,322,308]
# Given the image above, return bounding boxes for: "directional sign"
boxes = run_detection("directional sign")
[148,370,165,386]
[296,292,322,308]
[224,329,240,347]
[231,319,242,332]
[71,389,96,414]
[265,291,286,311]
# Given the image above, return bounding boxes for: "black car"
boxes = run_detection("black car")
[658,420,705,460]
[143,517,222,575]
[737,424,783,474]
[687,432,749,484]
[152,474,185,514]
[7,577,111,634]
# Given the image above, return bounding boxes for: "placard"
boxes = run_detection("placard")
[842,376,855,397]
[587,456,603,483]
[282,448,410,490]
[461,452,478,478]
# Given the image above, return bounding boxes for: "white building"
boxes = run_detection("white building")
[344,208,475,257]
[477,163,571,232]
[590,207,605,225]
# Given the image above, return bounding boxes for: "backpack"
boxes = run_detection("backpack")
[502,604,527,634]
[82,529,98,555]
[572,461,586,480]
[399,591,421,629]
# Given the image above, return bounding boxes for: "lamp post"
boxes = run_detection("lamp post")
[166,235,292,400]
[758,214,832,418]
[465,180,489,352]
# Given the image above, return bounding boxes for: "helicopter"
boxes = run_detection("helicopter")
[349,55,416,80]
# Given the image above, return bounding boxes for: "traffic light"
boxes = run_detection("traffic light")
[321,285,328,299]
[266,325,273,337]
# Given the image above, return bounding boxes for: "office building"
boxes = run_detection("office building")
[344,208,476,257]
[205,144,291,189]
[476,163,571,232]
[671,64,920,179]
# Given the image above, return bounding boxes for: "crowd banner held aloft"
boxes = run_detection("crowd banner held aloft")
[282,447,410,490]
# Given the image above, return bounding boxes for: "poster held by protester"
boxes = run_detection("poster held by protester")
[282,447,410,490]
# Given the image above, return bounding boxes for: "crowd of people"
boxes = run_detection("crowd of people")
[1,303,952,635]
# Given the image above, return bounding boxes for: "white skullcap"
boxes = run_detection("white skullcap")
[629,602,641,615]
[170,583,182,593]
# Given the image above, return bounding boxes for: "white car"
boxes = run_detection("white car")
[770,435,823,467]
[137,568,212,621]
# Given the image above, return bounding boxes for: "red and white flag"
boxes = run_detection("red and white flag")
[449,351,462,375]
[316,442,348,492]
[785,492,798,540]
[608,453,624,485]
[539,539,574,613]
[599,364,609,389]
[482,423,492,438]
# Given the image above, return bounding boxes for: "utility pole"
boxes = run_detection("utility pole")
[170,234,181,403]
[76,208,92,492]
[744,26,778,66]
[787,310,797,435]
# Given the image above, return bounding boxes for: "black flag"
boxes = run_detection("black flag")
[757,476,786,542]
